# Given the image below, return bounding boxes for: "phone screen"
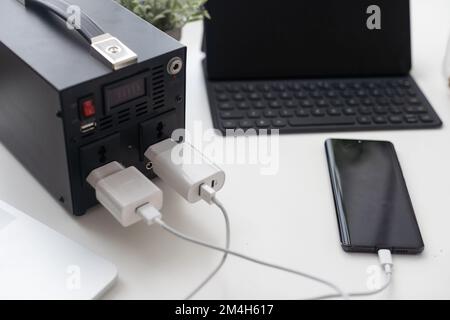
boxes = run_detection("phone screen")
[325,139,424,254]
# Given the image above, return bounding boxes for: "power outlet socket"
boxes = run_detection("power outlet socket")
[139,111,178,160]
[79,133,121,180]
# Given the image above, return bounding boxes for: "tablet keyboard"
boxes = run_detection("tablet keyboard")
[205,76,442,134]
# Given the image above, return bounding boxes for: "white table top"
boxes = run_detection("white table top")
[1,0,449,300]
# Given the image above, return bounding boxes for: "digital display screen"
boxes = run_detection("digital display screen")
[105,78,146,109]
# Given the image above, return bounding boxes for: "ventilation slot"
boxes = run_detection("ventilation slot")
[118,108,131,124]
[152,65,166,110]
[98,115,113,131]
[136,102,149,117]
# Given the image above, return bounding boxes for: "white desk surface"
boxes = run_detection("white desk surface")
[1,0,450,300]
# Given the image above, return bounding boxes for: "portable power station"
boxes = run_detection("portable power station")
[0,0,186,215]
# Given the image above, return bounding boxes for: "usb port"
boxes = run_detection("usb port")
[80,122,97,134]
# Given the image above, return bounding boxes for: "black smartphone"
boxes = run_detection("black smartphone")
[325,139,424,254]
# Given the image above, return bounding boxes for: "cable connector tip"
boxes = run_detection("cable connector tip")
[136,204,162,226]
[378,249,393,275]
[200,184,216,205]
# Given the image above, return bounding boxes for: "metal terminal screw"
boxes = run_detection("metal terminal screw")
[146,162,153,171]
[107,45,122,54]
[167,57,183,75]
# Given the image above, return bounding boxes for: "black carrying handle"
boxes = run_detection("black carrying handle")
[21,0,105,43]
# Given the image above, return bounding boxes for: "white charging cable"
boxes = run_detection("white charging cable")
[185,187,231,300]
[87,140,393,300]
[308,249,393,300]
[139,213,347,299]
[87,159,346,299]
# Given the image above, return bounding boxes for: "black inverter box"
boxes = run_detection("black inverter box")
[0,0,186,215]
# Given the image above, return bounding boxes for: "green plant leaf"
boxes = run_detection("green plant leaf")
[117,0,210,31]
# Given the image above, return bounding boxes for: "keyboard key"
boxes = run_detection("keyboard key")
[359,107,372,115]
[342,90,354,98]
[404,115,418,123]
[347,99,359,106]
[248,93,262,101]
[357,116,371,125]
[343,107,356,115]
[374,107,388,115]
[407,89,417,97]
[239,120,254,128]
[362,98,374,106]
[226,84,239,93]
[399,80,412,88]
[280,110,294,118]
[280,92,292,100]
[264,93,277,100]
[220,111,244,119]
[214,84,225,93]
[385,88,396,97]
[296,109,309,117]
[420,115,434,123]
[356,90,368,98]
[256,119,270,128]
[330,99,344,107]
[373,116,387,124]
[317,81,330,89]
[396,88,406,97]
[289,117,355,127]
[391,97,405,106]
[272,119,287,127]
[405,106,427,114]
[248,110,261,118]
[285,100,298,108]
[218,102,234,110]
[416,106,428,113]
[390,106,402,114]
[223,121,237,129]
[407,97,421,105]
[253,101,267,109]
[389,116,402,124]
[366,82,377,89]
[350,83,362,90]
[295,91,308,99]
[301,100,313,108]
[316,99,328,107]
[272,83,286,91]
[264,110,277,118]
[376,98,390,106]
[233,93,245,101]
[304,83,316,91]
[371,89,382,97]
[288,83,301,91]
[217,94,230,102]
[237,102,250,110]
[312,109,325,117]
[326,91,338,98]
[328,108,341,116]
[269,101,282,109]
[334,82,347,90]
[310,91,322,99]
[242,84,256,92]
[258,84,271,92]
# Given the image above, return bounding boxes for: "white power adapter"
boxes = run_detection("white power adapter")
[145,139,225,203]
[87,162,163,227]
